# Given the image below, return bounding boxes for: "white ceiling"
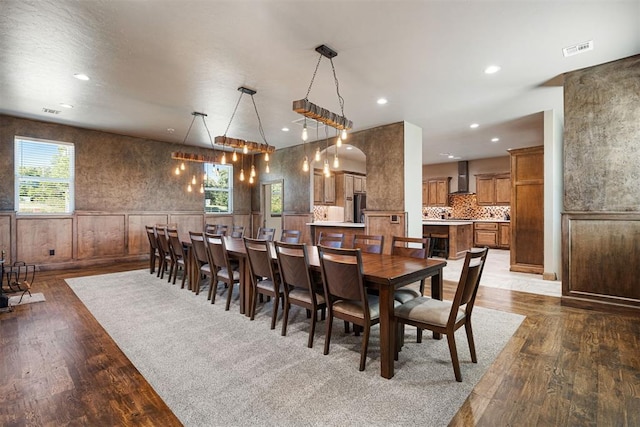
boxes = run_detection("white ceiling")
[1,1,639,165]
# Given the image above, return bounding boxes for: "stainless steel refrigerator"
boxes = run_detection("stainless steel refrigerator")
[354,193,366,223]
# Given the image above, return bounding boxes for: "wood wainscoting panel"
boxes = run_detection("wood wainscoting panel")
[232,213,251,237]
[128,214,169,255]
[563,213,640,312]
[16,217,73,263]
[169,214,204,239]
[364,211,406,254]
[77,214,126,259]
[0,213,12,262]
[283,213,313,244]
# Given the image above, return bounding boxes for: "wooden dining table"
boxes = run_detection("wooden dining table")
[221,236,447,379]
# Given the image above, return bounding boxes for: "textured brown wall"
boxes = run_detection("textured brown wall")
[564,55,640,212]
[255,122,405,213]
[0,115,251,213]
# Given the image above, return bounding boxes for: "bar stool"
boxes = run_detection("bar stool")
[429,233,449,259]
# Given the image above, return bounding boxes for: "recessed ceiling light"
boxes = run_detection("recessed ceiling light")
[470,123,479,129]
[484,65,501,74]
[376,98,388,105]
[167,128,175,133]
[439,152,451,156]
[281,127,290,132]
[59,103,74,109]
[73,73,90,81]
[346,146,353,150]
[448,155,454,159]
[491,137,500,142]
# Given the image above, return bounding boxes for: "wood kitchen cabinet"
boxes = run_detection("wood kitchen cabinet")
[474,221,510,249]
[425,177,451,207]
[313,171,335,205]
[334,173,363,222]
[476,173,511,205]
[499,223,511,248]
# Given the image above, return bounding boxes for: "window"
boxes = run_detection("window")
[14,137,75,214]
[204,163,233,213]
[270,182,283,216]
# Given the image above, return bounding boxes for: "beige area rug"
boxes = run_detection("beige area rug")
[66,270,524,427]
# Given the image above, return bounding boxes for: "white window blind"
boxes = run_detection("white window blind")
[14,136,75,214]
[204,163,233,213]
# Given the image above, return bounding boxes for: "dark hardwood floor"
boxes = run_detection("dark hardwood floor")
[1,262,638,426]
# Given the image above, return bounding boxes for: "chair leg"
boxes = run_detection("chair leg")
[167,262,174,283]
[281,301,290,336]
[354,324,361,337]
[150,251,156,274]
[181,264,187,289]
[270,293,279,330]
[306,309,311,319]
[308,307,317,348]
[359,323,371,371]
[465,320,477,363]
[209,278,217,304]
[417,328,423,343]
[344,320,350,333]
[446,333,462,382]
[324,312,334,355]
[226,281,234,311]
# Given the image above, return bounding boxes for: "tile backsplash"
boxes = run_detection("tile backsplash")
[423,194,510,220]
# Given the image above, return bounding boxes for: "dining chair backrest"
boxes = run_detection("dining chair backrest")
[204,232,229,270]
[318,246,366,304]
[244,237,277,281]
[279,229,301,243]
[256,227,276,241]
[145,225,159,249]
[155,226,171,257]
[230,225,244,238]
[391,236,431,259]
[274,241,312,292]
[451,248,488,320]
[189,231,209,264]
[317,232,344,248]
[353,234,384,254]
[167,228,186,260]
[205,224,228,236]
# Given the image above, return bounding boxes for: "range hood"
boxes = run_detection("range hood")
[451,161,472,194]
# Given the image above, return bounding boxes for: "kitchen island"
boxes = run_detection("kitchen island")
[422,220,474,260]
[307,221,365,248]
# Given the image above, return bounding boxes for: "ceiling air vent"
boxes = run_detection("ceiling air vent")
[563,40,594,57]
[42,108,61,114]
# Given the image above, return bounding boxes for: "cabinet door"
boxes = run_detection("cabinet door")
[495,175,511,205]
[353,176,362,193]
[313,173,324,204]
[345,198,354,222]
[345,174,354,198]
[422,182,428,206]
[362,177,366,193]
[476,176,495,205]
[499,223,511,248]
[324,175,335,203]
[428,181,438,205]
[475,230,498,247]
[436,180,448,205]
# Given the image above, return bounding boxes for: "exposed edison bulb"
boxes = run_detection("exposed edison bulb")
[249,175,254,184]
[265,163,270,173]
[239,169,245,181]
[250,164,256,178]
[191,175,196,185]
[215,167,220,177]
[199,183,204,194]
[336,136,342,147]
[323,160,330,177]
[243,144,248,154]
[315,147,321,162]
[333,154,339,168]
[180,162,185,171]
[232,151,238,162]
[187,183,192,192]
[341,129,347,140]
[174,166,180,175]
[221,152,227,165]
[264,152,269,162]
[302,124,308,141]
[302,156,309,172]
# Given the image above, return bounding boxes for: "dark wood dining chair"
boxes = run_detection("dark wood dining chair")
[256,227,276,241]
[167,228,189,288]
[244,237,283,328]
[145,225,160,274]
[353,234,384,254]
[274,241,326,347]
[205,224,228,236]
[189,231,212,295]
[205,232,240,309]
[230,225,244,238]
[318,245,383,371]
[317,232,344,248]
[155,226,174,281]
[279,229,301,243]
[394,247,489,382]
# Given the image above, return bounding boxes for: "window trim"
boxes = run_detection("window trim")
[14,136,75,215]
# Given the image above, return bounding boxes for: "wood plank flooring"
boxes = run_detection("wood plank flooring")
[1,261,639,426]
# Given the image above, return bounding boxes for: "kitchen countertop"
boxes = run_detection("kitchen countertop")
[423,219,510,224]
[307,221,366,228]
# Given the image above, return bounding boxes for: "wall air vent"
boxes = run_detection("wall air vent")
[42,108,61,114]
[563,40,594,57]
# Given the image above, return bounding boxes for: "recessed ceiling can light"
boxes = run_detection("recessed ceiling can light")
[73,73,90,81]
[376,98,388,105]
[448,155,455,159]
[470,123,479,129]
[491,137,500,142]
[484,65,501,74]
[281,127,290,132]
[59,103,74,109]
[167,128,175,133]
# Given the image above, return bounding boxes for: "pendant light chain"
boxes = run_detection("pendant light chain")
[200,114,217,157]
[304,53,324,100]
[181,114,197,145]
[251,94,269,146]
[223,91,245,137]
[329,57,345,119]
